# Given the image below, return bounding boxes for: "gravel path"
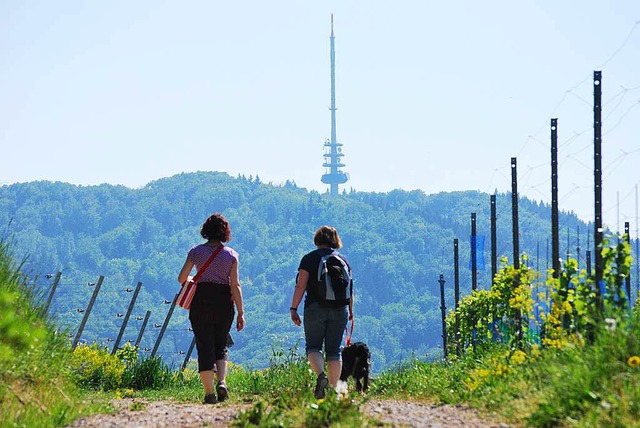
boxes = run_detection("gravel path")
[363,399,510,427]
[65,398,510,427]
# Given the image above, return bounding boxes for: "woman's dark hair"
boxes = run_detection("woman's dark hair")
[313,225,342,249]
[200,213,232,242]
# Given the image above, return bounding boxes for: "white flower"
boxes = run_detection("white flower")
[605,318,617,332]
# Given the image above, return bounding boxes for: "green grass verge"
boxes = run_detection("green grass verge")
[0,239,113,427]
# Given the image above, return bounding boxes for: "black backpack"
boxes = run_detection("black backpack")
[316,251,352,306]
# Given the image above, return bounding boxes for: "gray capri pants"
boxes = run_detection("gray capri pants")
[303,302,349,361]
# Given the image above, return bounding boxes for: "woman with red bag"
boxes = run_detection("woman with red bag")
[178,213,245,404]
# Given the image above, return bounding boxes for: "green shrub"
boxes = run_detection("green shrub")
[71,344,126,389]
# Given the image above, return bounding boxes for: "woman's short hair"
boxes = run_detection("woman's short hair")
[313,225,342,249]
[200,213,232,242]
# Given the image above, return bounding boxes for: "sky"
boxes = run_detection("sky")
[1,1,639,232]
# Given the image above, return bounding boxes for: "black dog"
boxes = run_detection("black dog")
[340,341,371,392]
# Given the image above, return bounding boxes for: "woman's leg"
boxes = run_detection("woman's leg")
[199,370,215,395]
[325,306,349,387]
[212,300,234,389]
[307,351,325,375]
[190,319,216,395]
[326,360,342,387]
[304,303,331,398]
[303,303,326,375]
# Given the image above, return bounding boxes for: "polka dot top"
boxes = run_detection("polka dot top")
[187,244,238,284]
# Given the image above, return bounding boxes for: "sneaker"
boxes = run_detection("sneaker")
[314,372,328,399]
[203,393,216,404]
[216,382,229,402]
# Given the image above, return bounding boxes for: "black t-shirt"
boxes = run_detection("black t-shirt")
[298,247,351,308]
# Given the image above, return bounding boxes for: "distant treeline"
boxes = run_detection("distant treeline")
[0,171,590,370]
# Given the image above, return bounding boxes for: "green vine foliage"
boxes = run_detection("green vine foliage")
[602,237,633,311]
[446,255,537,354]
[447,235,634,356]
[542,237,633,348]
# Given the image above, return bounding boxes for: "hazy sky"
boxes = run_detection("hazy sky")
[2,1,639,231]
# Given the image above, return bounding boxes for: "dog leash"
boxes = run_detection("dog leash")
[345,317,354,346]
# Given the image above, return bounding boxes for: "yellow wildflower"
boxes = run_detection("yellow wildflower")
[531,344,541,359]
[627,356,640,368]
[477,369,490,378]
[510,350,527,365]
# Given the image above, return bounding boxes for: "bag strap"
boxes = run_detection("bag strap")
[191,245,224,283]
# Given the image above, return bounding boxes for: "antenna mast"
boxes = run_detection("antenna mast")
[321,14,349,195]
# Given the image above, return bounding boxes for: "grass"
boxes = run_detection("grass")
[369,320,640,427]
[0,239,113,428]
[3,232,639,427]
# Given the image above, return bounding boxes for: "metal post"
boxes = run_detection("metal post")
[586,229,592,276]
[546,238,550,312]
[182,337,197,370]
[576,226,581,270]
[593,70,604,311]
[471,213,477,291]
[112,282,143,355]
[491,194,497,284]
[72,276,104,350]
[636,184,639,300]
[454,239,461,357]
[535,241,540,334]
[566,227,571,263]
[551,118,561,278]
[438,274,447,360]
[135,310,151,348]
[625,222,631,309]
[151,293,178,358]
[511,157,523,347]
[511,157,520,269]
[454,239,460,310]
[43,271,62,316]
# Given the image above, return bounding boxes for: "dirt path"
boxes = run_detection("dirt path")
[65,398,510,428]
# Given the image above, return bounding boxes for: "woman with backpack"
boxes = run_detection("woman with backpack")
[289,225,353,399]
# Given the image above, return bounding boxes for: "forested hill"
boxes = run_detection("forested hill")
[0,171,588,371]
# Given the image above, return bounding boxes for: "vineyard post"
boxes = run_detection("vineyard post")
[576,226,581,270]
[72,275,104,350]
[438,274,447,360]
[546,239,550,309]
[625,222,631,309]
[551,118,561,278]
[491,194,497,284]
[471,213,477,291]
[511,157,520,270]
[535,241,540,335]
[135,310,151,347]
[593,70,604,313]
[634,184,640,299]
[182,337,196,370]
[112,281,143,355]
[43,271,62,316]
[454,238,461,357]
[511,157,524,346]
[151,293,178,358]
